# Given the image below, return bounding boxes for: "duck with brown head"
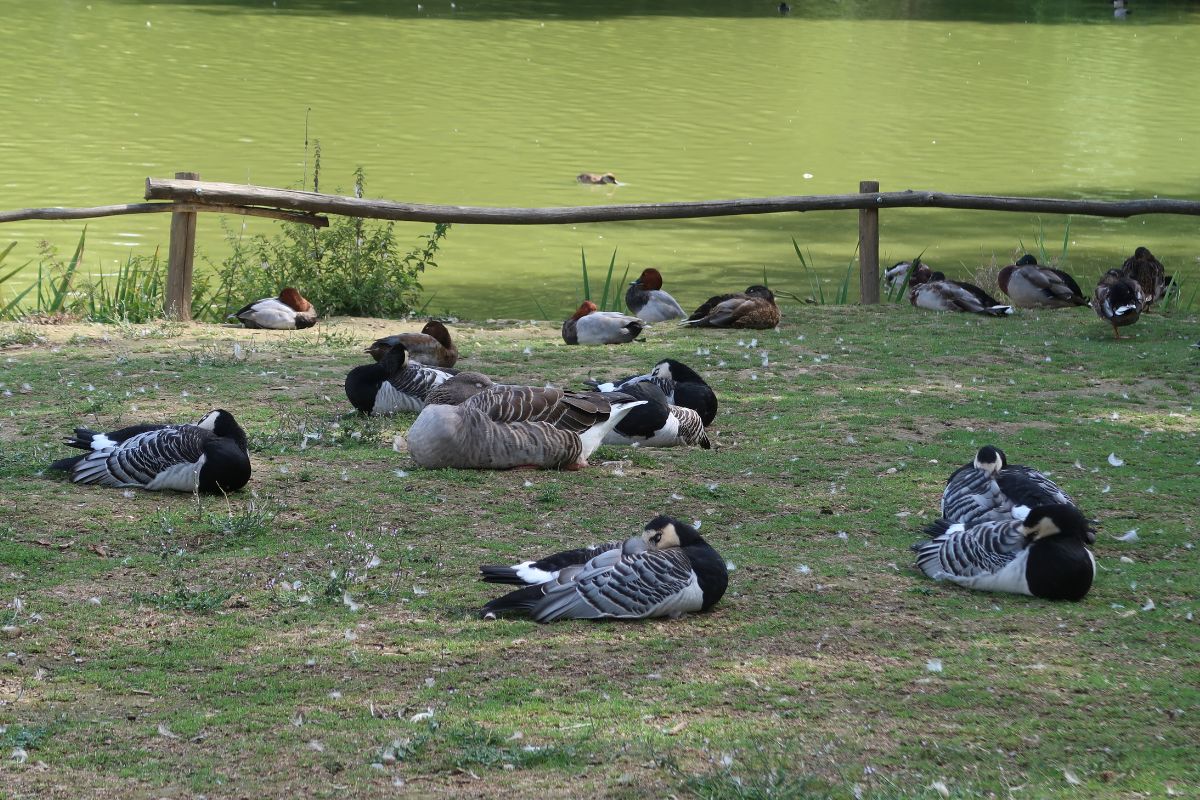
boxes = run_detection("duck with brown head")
[231,287,318,330]
[365,320,459,368]
[625,268,686,323]
[561,301,647,345]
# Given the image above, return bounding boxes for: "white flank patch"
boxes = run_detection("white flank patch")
[92,434,117,450]
[515,562,555,584]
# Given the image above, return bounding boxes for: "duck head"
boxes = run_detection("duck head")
[279,287,314,312]
[1015,254,1039,267]
[421,320,454,348]
[570,300,599,320]
[973,445,1007,474]
[1019,504,1090,542]
[632,268,665,290]
[743,285,776,302]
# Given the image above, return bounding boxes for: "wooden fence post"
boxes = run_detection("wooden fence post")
[859,180,880,304]
[164,171,199,320]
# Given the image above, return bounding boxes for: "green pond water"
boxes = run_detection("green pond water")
[3,0,1200,319]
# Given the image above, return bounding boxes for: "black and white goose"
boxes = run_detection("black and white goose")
[602,382,710,449]
[481,516,729,622]
[586,358,718,426]
[940,445,1090,536]
[344,342,456,415]
[913,503,1095,600]
[49,409,251,493]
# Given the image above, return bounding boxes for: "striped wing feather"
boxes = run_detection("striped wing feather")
[533,548,697,621]
[70,426,208,488]
[914,519,1027,580]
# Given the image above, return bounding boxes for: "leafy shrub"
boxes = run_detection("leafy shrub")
[214,147,449,319]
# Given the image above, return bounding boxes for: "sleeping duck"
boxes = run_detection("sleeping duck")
[1119,246,1167,311]
[997,255,1088,309]
[231,287,318,330]
[682,285,780,329]
[913,504,1095,601]
[49,409,250,493]
[480,516,728,621]
[1093,269,1145,339]
[909,268,1012,316]
[577,172,618,185]
[407,380,645,470]
[625,268,686,323]
[562,301,647,345]
[365,320,459,368]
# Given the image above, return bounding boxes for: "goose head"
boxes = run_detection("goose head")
[972,445,1007,474]
[642,515,703,549]
[1019,504,1090,542]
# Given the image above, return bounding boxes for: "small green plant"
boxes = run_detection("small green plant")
[214,144,449,319]
[790,240,856,305]
[205,499,275,539]
[131,574,232,615]
[0,229,88,320]
[578,247,630,311]
[1018,217,1072,266]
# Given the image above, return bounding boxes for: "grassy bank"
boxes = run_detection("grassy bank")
[0,305,1196,799]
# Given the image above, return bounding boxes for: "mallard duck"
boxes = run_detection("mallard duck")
[913,504,1095,600]
[344,343,456,415]
[481,516,728,621]
[406,385,645,470]
[1093,269,1145,339]
[1119,246,1167,311]
[49,410,250,493]
[586,358,718,426]
[941,446,1088,534]
[601,382,710,449]
[625,268,686,323]
[562,301,647,345]
[364,321,458,368]
[884,260,921,290]
[909,271,1013,316]
[997,255,1088,309]
[577,172,618,185]
[682,285,780,329]
[230,287,318,330]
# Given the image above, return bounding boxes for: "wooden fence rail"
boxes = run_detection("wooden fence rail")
[4,175,1200,320]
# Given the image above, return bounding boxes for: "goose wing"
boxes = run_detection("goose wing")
[995,466,1075,514]
[68,425,211,489]
[480,540,624,585]
[533,547,700,621]
[941,462,1009,524]
[388,363,454,401]
[913,518,1027,581]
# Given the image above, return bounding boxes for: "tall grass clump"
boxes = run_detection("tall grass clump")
[791,239,855,305]
[576,247,630,312]
[214,143,449,319]
[0,230,86,320]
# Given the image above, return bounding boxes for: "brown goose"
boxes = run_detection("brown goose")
[408,378,645,470]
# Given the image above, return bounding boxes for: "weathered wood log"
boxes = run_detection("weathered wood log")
[0,202,328,227]
[858,180,880,305]
[146,178,1200,224]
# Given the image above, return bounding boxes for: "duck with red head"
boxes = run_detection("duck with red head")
[625,268,686,323]
[561,301,647,345]
[365,320,459,368]
[231,287,318,330]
